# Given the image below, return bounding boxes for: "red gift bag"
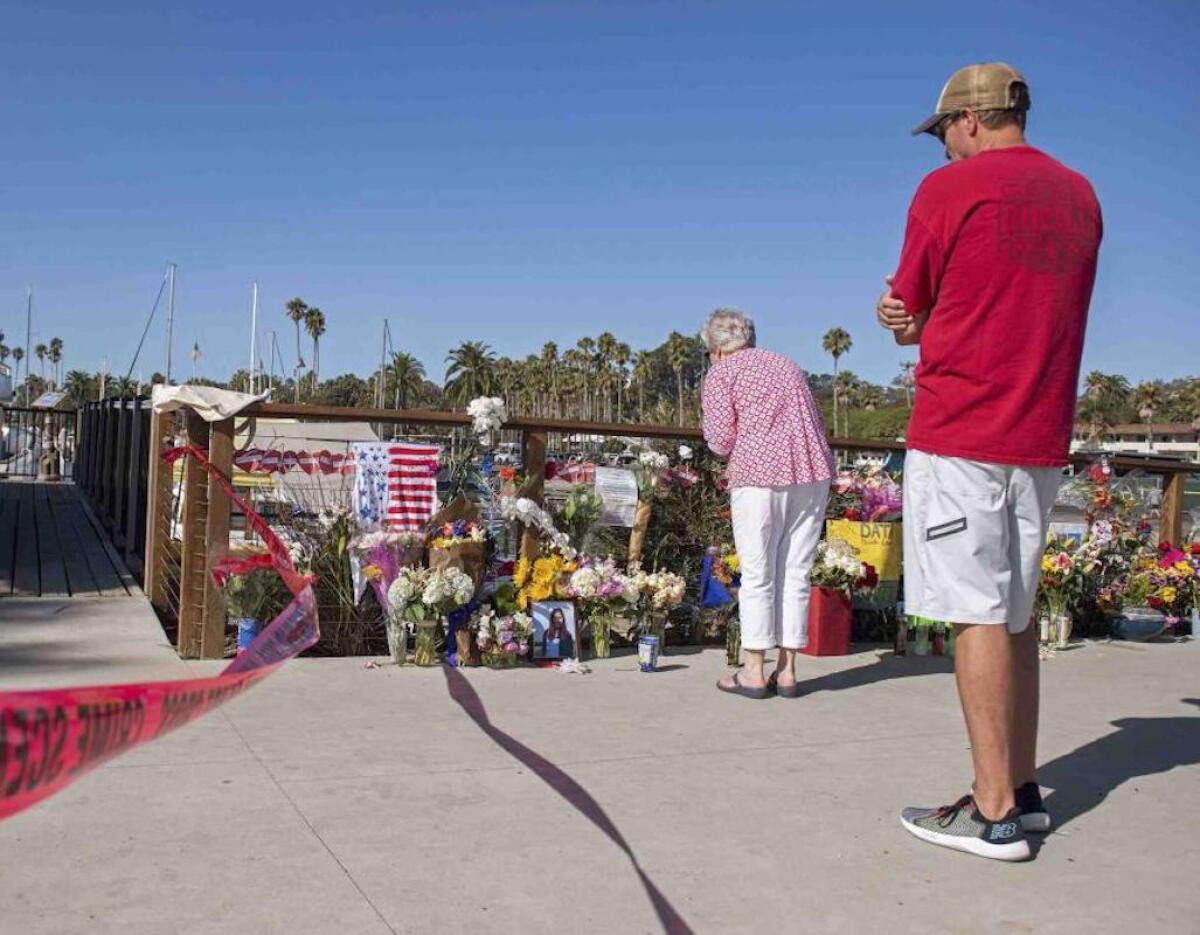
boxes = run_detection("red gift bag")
[802,586,852,656]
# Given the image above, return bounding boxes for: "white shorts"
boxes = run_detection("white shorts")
[902,450,1062,633]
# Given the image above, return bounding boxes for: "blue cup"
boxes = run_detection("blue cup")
[237,618,262,653]
[638,635,660,672]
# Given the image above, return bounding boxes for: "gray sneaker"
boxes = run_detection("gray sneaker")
[901,795,1032,862]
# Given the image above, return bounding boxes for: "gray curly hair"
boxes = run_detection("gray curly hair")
[701,307,756,353]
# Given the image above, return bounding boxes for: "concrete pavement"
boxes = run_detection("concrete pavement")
[1,596,1198,934]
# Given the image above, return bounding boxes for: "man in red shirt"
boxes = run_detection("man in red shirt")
[876,62,1102,861]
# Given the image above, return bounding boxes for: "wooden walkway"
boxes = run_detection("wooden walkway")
[0,482,135,598]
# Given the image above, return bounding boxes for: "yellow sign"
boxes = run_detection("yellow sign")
[826,520,903,581]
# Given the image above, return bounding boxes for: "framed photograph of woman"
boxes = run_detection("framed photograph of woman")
[531,601,578,660]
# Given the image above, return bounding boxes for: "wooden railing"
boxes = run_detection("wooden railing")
[129,400,1197,659]
[73,398,152,584]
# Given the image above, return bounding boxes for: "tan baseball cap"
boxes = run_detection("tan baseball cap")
[911,62,1031,136]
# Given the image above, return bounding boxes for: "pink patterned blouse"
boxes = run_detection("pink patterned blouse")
[702,347,835,489]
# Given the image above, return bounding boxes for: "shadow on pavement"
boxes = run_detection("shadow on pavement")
[799,652,954,695]
[442,664,693,934]
[1037,698,1200,832]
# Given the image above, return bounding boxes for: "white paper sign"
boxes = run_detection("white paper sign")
[594,467,638,528]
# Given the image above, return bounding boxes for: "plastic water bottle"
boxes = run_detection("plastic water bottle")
[894,601,907,655]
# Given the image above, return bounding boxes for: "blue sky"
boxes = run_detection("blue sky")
[2,1,1197,388]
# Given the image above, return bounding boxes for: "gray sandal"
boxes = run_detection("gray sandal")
[768,672,802,699]
[716,671,771,700]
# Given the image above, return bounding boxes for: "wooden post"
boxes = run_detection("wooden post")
[519,430,548,562]
[176,412,210,659]
[143,408,173,612]
[1160,470,1186,546]
[200,418,234,659]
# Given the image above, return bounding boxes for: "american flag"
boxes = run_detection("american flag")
[352,442,440,532]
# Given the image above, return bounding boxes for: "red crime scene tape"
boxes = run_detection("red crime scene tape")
[0,445,319,821]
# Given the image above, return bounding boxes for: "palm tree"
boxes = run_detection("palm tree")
[596,332,618,422]
[444,341,498,407]
[614,341,631,422]
[12,347,24,399]
[1081,371,1130,445]
[285,298,308,401]
[388,352,426,409]
[64,369,93,402]
[304,307,326,393]
[540,342,560,416]
[822,328,852,438]
[1132,382,1165,451]
[575,337,596,419]
[48,337,63,387]
[834,370,860,437]
[34,343,48,383]
[108,376,138,399]
[666,331,692,427]
[898,361,916,407]
[859,383,885,412]
[632,350,654,422]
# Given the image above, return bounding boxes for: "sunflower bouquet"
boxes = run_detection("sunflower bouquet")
[512,552,576,610]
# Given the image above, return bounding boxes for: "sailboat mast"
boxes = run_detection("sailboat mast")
[269,330,277,395]
[164,263,177,383]
[24,286,32,404]
[249,281,259,394]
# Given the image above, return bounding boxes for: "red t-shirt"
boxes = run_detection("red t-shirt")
[891,145,1102,467]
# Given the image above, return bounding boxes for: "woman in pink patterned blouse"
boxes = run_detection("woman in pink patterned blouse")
[702,308,834,699]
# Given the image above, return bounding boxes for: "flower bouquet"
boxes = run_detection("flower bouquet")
[513,552,576,607]
[627,565,687,652]
[352,530,425,611]
[556,483,604,553]
[1036,535,1087,647]
[806,538,878,656]
[500,496,577,560]
[706,544,743,664]
[567,556,637,658]
[825,467,903,595]
[475,609,533,667]
[467,395,508,446]
[1135,542,1198,632]
[629,450,670,564]
[427,496,491,593]
[827,467,903,523]
[386,565,476,665]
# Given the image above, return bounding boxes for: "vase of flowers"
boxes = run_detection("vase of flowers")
[387,565,476,667]
[566,556,637,660]
[805,538,877,656]
[476,609,533,668]
[413,619,442,666]
[1037,537,1085,646]
[725,613,741,666]
[626,565,686,655]
[386,618,408,665]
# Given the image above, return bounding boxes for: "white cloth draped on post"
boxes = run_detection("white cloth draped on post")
[151,384,269,421]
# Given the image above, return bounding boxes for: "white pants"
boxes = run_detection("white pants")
[731,481,831,651]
